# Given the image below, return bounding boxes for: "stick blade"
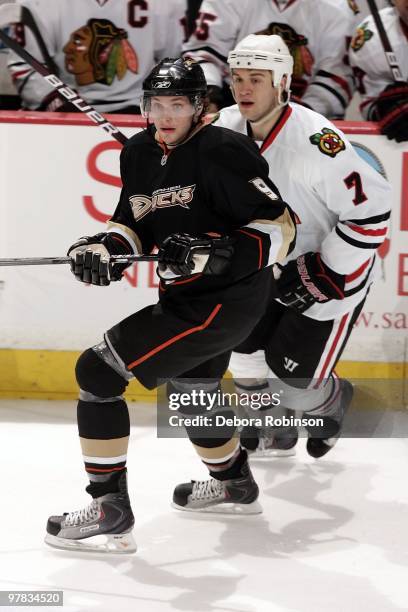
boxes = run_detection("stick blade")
[0,3,23,28]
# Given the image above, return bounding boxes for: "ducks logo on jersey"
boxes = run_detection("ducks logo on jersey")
[310,128,346,158]
[63,19,138,86]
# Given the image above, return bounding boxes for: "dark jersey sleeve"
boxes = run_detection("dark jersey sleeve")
[106,142,155,255]
[203,128,296,278]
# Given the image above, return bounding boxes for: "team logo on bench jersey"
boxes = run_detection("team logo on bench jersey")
[256,23,313,96]
[351,22,374,52]
[309,128,346,158]
[63,19,138,86]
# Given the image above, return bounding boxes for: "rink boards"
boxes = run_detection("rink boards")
[0,112,406,400]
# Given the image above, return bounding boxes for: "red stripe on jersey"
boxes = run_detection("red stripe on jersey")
[172,274,203,286]
[260,106,293,153]
[237,229,263,269]
[316,313,349,386]
[126,304,222,370]
[345,258,371,282]
[347,224,388,237]
[111,235,133,252]
[11,70,31,80]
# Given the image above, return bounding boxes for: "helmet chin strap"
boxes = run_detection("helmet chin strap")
[249,99,286,129]
[230,81,289,130]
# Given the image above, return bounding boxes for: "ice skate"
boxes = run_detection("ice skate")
[240,406,298,458]
[306,379,353,459]
[45,470,136,554]
[172,460,262,514]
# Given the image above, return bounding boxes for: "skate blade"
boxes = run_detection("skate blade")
[251,447,296,459]
[44,531,137,554]
[171,500,262,515]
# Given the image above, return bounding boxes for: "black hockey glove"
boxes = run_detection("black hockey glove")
[157,233,235,280]
[67,233,131,286]
[275,252,345,313]
[371,83,408,143]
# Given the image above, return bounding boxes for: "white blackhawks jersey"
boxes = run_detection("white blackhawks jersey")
[214,102,391,320]
[183,0,356,118]
[349,7,408,118]
[7,0,186,112]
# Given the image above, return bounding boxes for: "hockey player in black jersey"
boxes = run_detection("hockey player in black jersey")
[44,57,296,553]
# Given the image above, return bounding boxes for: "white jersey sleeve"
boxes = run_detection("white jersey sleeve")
[7,0,185,112]
[306,120,390,279]
[349,7,408,118]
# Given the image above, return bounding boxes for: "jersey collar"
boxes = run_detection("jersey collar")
[245,105,292,153]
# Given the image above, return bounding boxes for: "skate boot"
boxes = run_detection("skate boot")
[240,407,298,458]
[172,460,262,514]
[305,379,353,459]
[45,469,136,554]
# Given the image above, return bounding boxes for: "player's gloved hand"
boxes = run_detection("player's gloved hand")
[274,252,345,313]
[39,90,77,113]
[372,83,408,143]
[157,233,235,280]
[67,233,127,286]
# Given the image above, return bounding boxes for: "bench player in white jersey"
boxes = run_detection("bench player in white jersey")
[349,0,408,142]
[7,0,186,113]
[182,0,356,118]
[208,34,391,462]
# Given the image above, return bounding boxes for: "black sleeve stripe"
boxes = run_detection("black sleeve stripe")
[7,61,27,68]
[182,46,228,64]
[336,226,382,249]
[344,257,376,296]
[348,211,391,225]
[308,81,347,109]
[16,71,36,95]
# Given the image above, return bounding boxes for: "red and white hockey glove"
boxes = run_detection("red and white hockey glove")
[275,252,345,313]
[157,233,235,280]
[370,82,408,143]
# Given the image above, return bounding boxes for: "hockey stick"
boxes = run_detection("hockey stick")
[0,5,129,144]
[0,254,159,267]
[366,0,405,82]
[0,2,59,73]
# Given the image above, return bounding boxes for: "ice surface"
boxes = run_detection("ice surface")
[0,399,407,612]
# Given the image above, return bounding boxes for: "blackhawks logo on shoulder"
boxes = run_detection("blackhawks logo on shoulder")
[310,128,346,158]
[351,22,374,52]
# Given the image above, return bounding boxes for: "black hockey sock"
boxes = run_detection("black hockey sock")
[86,469,126,499]
[209,448,248,481]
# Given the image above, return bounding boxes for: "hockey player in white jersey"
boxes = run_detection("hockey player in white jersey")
[190,33,391,467]
[349,0,408,142]
[182,0,356,118]
[7,0,186,113]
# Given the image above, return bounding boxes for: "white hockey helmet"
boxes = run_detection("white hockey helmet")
[228,34,293,93]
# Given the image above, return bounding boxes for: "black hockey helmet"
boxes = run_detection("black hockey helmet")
[143,57,207,96]
[141,57,207,119]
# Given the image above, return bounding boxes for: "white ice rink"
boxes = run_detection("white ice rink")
[0,399,407,612]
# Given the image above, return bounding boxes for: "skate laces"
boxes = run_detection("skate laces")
[192,478,223,501]
[64,499,100,527]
